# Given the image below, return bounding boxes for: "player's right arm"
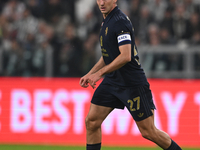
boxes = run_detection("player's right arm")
[79,56,105,88]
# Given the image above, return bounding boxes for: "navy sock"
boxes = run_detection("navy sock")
[86,143,101,150]
[165,140,182,150]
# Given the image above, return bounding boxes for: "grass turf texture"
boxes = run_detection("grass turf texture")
[0,145,199,150]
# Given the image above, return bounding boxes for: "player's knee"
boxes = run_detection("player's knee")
[140,128,158,141]
[85,116,101,131]
[139,124,157,140]
[140,130,152,140]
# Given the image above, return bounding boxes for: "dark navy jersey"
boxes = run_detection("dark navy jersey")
[99,6,148,87]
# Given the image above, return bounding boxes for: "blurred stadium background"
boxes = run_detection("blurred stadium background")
[0,0,200,149]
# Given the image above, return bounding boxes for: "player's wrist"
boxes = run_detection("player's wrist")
[97,69,104,77]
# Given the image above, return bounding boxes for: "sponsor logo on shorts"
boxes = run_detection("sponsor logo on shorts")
[137,113,144,118]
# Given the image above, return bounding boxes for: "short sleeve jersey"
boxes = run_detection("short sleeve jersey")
[99,6,148,87]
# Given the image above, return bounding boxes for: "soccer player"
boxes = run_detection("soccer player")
[79,0,182,150]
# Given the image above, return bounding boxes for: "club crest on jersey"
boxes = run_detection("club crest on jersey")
[105,27,108,36]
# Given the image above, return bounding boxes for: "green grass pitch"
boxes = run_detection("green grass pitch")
[0,145,199,150]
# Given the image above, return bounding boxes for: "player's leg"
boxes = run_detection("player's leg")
[86,82,125,150]
[85,103,113,150]
[136,110,182,150]
[122,84,182,150]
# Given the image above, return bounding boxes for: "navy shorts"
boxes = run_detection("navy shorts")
[91,82,156,121]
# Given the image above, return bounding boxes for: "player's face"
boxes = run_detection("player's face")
[97,0,117,18]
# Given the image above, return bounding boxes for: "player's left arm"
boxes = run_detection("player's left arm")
[98,44,131,74]
[88,44,131,88]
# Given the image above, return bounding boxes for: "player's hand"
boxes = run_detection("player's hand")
[88,73,101,89]
[79,75,89,88]
[88,80,96,89]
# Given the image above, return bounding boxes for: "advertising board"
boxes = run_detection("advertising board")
[0,78,199,147]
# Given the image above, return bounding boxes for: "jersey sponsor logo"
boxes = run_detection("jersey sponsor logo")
[102,53,109,57]
[101,48,109,57]
[100,36,103,47]
[105,27,108,36]
[117,34,131,44]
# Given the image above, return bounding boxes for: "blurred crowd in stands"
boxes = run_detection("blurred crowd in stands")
[0,0,200,77]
